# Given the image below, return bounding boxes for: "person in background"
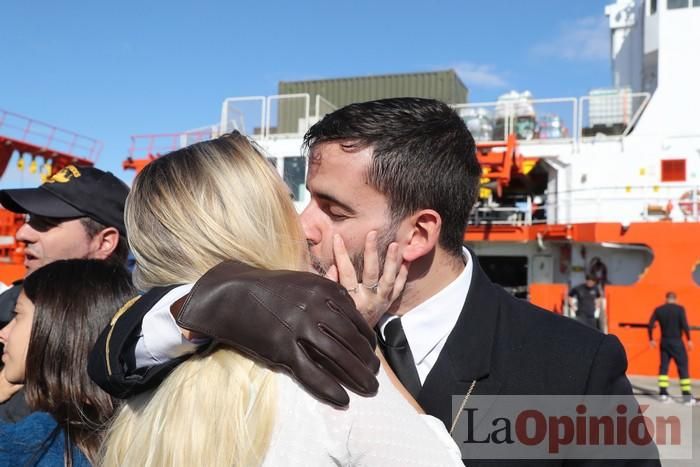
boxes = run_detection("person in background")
[568,274,602,330]
[0,165,129,422]
[649,291,695,405]
[588,257,609,332]
[588,256,608,292]
[0,260,135,466]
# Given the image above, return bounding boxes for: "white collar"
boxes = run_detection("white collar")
[380,248,472,366]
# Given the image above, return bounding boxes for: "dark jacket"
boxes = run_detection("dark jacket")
[0,411,90,466]
[648,303,691,341]
[419,254,659,466]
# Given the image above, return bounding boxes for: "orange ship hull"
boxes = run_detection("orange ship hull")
[466,222,700,378]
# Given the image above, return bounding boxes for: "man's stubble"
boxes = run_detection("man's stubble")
[309,221,399,282]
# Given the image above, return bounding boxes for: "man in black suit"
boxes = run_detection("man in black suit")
[92,98,659,465]
[298,98,658,464]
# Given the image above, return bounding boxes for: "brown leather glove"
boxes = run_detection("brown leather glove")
[174,260,380,408]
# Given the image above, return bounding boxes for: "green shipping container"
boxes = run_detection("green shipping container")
[275,70,468,134]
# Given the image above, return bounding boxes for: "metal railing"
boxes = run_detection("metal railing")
[265,93,310,138]
[219,96,266,137]
[0,108,102,161]
[212,90,657,147]
[471,196,536,226]
[469,185,700,226]
[127,127,216,159]
[578,92,651,140]
[453,97,577,145]
[315,94,338,120]
[219,93,338,140]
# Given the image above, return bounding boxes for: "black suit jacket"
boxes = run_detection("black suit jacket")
[417,253,659,466]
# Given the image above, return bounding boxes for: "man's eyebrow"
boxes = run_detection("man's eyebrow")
[309,187,357,215]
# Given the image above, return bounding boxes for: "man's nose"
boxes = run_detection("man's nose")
[299,204,321,245]
[16,222,37,244]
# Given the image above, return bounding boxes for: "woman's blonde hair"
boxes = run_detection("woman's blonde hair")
[101,132,306,466]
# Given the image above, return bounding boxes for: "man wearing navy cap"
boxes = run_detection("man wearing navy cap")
[0,164,129,422]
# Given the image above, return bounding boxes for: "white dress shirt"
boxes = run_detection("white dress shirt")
[134,283,201,367]
[378,248,472,384]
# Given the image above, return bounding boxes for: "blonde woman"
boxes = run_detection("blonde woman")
[99,132,462,466]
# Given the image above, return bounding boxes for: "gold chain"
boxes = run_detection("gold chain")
[449,379,477,435]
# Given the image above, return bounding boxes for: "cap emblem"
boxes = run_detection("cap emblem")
[46,165,82,184]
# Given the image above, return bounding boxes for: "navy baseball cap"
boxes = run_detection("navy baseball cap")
[0,165,129,236]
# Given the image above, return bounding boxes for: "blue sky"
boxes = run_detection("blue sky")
[0,0,612,187]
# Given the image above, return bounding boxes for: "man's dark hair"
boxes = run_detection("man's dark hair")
[585,273,597,282]
[23,259,136,464]
[666,291,677,300]
[80,217,129,266]
[303,97,481,257]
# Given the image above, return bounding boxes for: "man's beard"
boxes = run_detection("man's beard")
[308,222,399,281]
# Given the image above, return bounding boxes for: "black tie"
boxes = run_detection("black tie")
[380,318,422,399]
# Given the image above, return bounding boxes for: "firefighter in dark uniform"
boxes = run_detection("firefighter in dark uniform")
[648,291,695,405]
[568,274,602,330]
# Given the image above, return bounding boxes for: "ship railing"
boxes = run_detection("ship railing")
[452,97,578,146]
[127,127,217,159]
[213,90,651,147]
[470,185,700,226]
[0,108,102,162]
[578,91,651,141]
[461,92,652,148]
[219,93,339,140]
[470,197,538,226]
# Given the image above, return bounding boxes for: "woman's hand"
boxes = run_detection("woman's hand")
[0,368,22,404]
[325,231,409,327]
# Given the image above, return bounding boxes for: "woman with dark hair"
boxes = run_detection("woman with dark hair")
[0,259,135,466]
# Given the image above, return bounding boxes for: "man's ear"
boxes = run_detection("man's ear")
[89,227,120,260]
[400,209,441,263]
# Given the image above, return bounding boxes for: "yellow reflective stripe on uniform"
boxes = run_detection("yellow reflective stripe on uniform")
[105,295,142,376]
[658,375,669,381]
[680,378,691,384]
[659,381,670,388]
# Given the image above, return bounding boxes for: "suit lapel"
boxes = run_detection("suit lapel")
[418,250,503,430]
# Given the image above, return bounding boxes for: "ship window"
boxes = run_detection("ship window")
[283,156,307,201]
[668,0,688,9]
[661,159,686,182]
[650,0,657,13]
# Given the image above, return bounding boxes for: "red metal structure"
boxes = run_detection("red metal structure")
[122,129,213,173]
[475,134,524,196]
[0,108,101,284]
